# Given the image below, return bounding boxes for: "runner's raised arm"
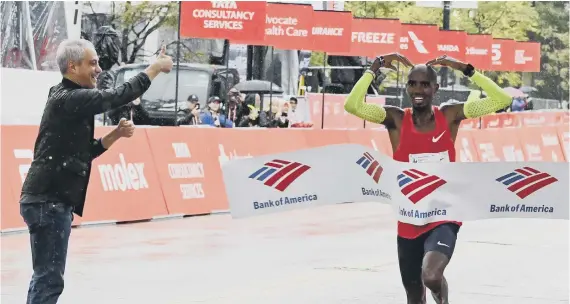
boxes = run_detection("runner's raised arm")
[427,55,512,121]
[344,53,413,127]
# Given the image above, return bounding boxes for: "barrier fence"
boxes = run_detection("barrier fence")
[1,120,568,232]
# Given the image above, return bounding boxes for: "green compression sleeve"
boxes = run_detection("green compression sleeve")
[463,71,512,119]
[344,71,387,124]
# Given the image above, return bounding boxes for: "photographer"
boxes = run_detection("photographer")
[177,94,202,125]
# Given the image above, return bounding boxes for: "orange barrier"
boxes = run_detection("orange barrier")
[304,93,567,130]
[1,124,568,231]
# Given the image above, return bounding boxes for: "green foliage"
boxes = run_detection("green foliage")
[531,1,569,100]
[86,1,178,63]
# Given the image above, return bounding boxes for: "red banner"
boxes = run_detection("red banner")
[465,34,492,71]
[399,23,439,64]
[437,30,466,62]
[491,38,516,72]
[346,18,401,57]
[513,41,541,72]
[232,3,314,50]
[311,10,353,53]
[180,1,266,41]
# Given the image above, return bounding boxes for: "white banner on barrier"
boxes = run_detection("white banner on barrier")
[222,144,569,225]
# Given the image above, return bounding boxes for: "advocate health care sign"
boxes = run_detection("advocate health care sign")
[181,1,266,41]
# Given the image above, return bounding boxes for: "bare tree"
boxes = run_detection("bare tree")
[83,1,177,64]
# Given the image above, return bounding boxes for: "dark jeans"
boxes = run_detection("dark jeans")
[20,202,73,304]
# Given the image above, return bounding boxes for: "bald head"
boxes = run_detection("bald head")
[406,64,439,111]
[408,64,438,83]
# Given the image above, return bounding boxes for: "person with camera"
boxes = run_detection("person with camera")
[177,94,202,125]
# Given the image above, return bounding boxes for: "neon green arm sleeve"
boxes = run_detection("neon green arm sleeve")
[343,71,387,124]
[463,71,512,119]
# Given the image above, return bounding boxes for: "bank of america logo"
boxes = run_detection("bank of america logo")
[496,167,558,199]
[356,152,383,183]
[397,169,447,204]
[248,159,311,192]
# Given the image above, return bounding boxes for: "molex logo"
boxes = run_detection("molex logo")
[98,153,148,192]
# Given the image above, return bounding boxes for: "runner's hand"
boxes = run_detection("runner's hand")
[371,53,413,72]
[426,55,468,71]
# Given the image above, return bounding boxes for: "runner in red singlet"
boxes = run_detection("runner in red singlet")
[345,53,512,304]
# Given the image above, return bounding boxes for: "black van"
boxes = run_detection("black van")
[107,62,240,126]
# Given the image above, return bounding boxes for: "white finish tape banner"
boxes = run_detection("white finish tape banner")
[222,144,569,225]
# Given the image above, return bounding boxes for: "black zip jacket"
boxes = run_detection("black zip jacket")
[20,72,151,216]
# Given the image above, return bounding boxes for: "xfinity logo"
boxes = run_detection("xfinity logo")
[466,47,487,55]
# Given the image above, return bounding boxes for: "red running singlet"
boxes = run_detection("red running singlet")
[393,106,462,239]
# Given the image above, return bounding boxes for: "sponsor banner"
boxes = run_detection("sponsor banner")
[1,121,567,230]
[233,3,314,50]
[491,38,516,72]
[311,10,353,53]
[0,126,84,229]
[306,93,386,129]
[518,126,565,162]
[514,41,541,72]
[399,23,439,64]
[465,34,492,71]
[454,129,480,162]
[82,127,168,223]
[471,128,525,162]
[180,1,266,41]
[333,17,400,57]
[145,128,224,216]
[558,124,569,161]
[222,144,569,223]
[459,118,481,130]
[437,30,466,62]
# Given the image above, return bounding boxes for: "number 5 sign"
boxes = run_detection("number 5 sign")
[491,38,515,71]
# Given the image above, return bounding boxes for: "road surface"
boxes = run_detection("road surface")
[2,203,568,303]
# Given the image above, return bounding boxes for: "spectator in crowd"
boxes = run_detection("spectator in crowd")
[224,87,246,124]
[287,96,305,124]
[200,96,233,128]
[260,99,289,128]
[237,94,260,127]
[177,94,202,125]
[511,96,527,112]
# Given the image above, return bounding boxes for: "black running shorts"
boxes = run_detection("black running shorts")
[397,223,460,289]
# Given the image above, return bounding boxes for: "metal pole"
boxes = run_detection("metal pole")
[173,1,182,126]
[441,1,451,88]
[269,47,274,110]
[321,52,326,129]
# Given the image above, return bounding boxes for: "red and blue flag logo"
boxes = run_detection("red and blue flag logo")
[397,169,447,204]
[496,167,558,199]
[356,152,383,183]
[248,159,311,192]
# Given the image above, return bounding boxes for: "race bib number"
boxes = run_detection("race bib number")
[409,151,450,163]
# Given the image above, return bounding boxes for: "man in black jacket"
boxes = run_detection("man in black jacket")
[19,39,172,304]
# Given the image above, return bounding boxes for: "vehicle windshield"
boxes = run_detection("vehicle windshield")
[116,68,211,106]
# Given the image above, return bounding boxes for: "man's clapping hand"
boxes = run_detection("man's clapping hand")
[116,118,135,138]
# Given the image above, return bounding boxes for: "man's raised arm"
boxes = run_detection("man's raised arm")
[63,48,172,117]
[344,53,413,127]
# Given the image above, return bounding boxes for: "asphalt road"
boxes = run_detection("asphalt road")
[2,203,568,304]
